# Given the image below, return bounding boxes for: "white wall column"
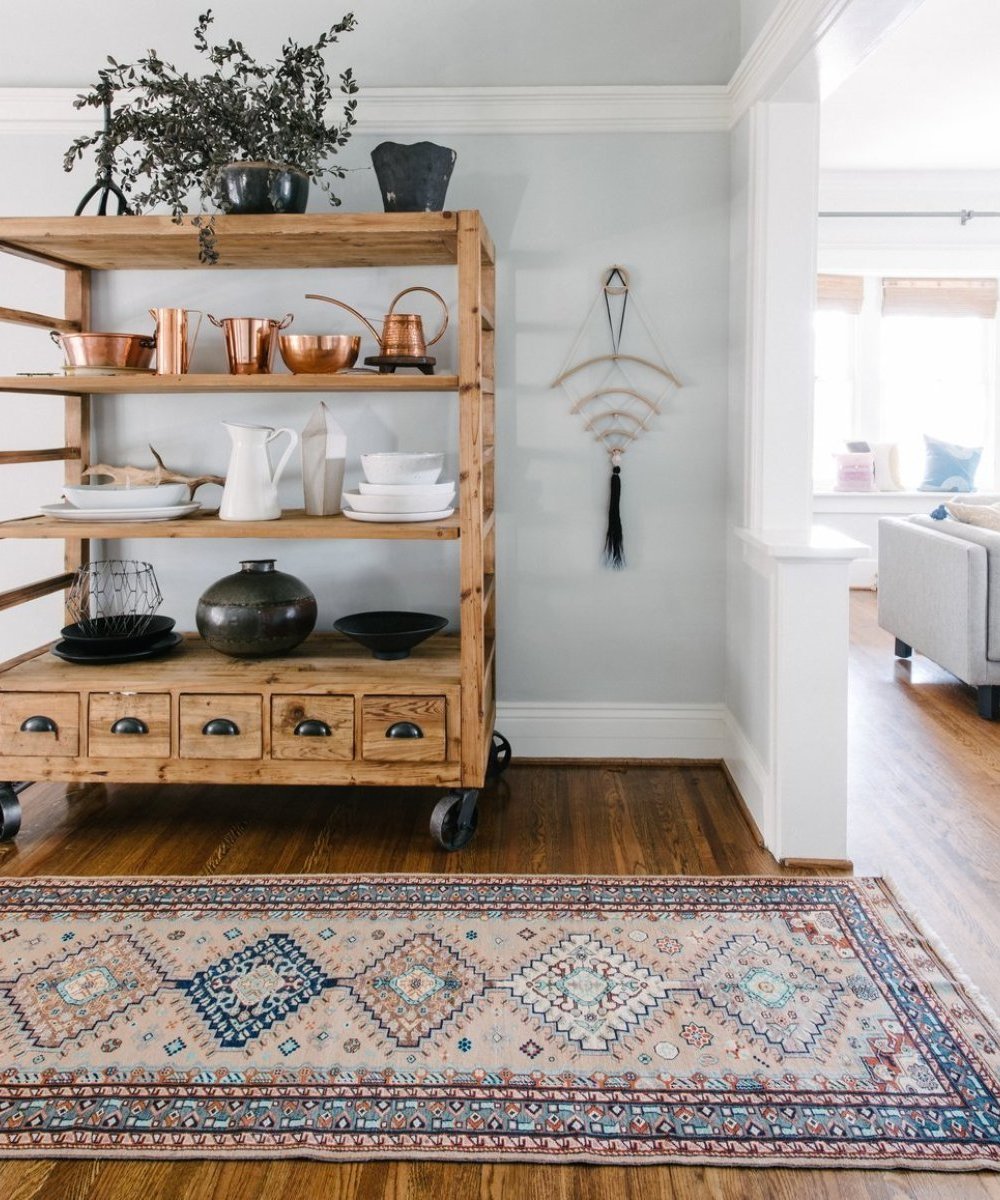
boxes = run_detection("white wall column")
[727,94,863,865]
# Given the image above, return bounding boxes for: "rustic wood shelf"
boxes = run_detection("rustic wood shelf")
[0,213,462,271]
[0,211,498,844]
[0,510,461,540]
[4,633,462,692]
[0,373,460,396]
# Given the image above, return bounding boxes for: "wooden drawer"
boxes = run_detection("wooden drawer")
[0,692,79,758]
[271,695,354,761]
[361,695,446,763]
[179,695,262,760]
[88,693,171,758]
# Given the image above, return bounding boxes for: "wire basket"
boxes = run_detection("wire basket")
[65,559,163,640]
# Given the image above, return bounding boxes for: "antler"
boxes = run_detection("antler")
[82,445,224,494]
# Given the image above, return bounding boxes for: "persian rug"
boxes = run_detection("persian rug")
[0,874,998,1168]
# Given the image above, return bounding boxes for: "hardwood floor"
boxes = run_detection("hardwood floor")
[0,591,997,1197]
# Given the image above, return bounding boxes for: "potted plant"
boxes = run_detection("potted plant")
[64,10,359,263]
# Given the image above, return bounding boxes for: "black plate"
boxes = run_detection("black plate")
[59,615,176,652]
[333,611,447,660]
[51,631,184,664]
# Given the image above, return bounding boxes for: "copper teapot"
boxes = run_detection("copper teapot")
[305,287,448,358]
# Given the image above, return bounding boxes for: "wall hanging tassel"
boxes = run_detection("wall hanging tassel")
[604,449,625,568]
[550,266,683,569]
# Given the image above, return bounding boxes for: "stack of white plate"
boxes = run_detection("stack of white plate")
[42,483,201,523]
[342,453,455,523]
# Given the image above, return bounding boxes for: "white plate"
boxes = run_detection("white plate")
[342,507,455,524]
[342,490,455,514]
[40,501,202,522]
[357,480,456,499]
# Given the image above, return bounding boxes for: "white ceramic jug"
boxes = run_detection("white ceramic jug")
[219,421,298,522]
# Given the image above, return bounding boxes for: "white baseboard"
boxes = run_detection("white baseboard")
[850,557,877,589]
[494,702,727,760]
[721,710,771,846]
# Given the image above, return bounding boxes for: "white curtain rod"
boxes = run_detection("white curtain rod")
[819,210,1000,225]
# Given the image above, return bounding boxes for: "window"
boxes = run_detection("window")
[813,275,999,491]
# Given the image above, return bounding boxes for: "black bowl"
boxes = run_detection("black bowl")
[333,611,448,660]
[59,615,176,653]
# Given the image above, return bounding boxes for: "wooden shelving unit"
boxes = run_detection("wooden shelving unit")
[0,212,499,849]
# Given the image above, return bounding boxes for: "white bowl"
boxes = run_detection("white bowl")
[360,452,444,486]
[358,480,456,502]
[62,482,191,510]
[343,490,454,514]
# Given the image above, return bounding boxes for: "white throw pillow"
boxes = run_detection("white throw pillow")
[945,499,1000,533]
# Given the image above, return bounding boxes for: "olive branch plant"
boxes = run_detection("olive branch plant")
[64,10,359,262]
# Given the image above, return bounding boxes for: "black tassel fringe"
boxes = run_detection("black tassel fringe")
[604,464,624,568]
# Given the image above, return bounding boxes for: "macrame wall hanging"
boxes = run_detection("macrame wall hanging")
[551,266,681,567]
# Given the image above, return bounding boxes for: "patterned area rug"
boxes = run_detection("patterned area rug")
[0,874,998,1168]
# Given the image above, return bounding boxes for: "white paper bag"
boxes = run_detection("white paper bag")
[301,401,347,515]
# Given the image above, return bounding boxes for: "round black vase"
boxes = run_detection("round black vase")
[196,560,317,657]
[217,163,310,215]
[371,142,457,212]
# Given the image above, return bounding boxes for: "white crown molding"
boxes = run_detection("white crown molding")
[0,85,731,138]
[495,702,727,760]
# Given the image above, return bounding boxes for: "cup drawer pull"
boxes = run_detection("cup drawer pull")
[294,718,332,737]
[386,721,424,739]
[20,715,58,734]
[203,718,240,736]
[110,716,149,735]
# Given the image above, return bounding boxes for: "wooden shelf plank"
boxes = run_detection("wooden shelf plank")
[0,213,463,271]
[0,510,461,541]
[0,373,460,396]
[0,632,462,692]
[0,447,80,465]
[0,305,80,333]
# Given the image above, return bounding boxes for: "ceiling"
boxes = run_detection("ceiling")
[820,0,1000,171]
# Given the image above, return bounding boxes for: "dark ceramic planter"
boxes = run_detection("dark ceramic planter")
[196,559,317,657]
[371,142,457,212]
[217,163,310,215]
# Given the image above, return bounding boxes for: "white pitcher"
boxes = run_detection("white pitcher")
[219,421,298,522]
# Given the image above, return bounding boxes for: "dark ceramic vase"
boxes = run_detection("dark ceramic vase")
[196,560,317,657]
[217,162,310,215]
[371,142,457,212]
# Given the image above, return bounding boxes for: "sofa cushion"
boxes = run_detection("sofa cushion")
[910,514,1000,661]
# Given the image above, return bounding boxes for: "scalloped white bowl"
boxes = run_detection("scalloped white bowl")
[360,452,443,486]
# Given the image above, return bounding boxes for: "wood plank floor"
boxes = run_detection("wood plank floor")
[0,590,997,1198]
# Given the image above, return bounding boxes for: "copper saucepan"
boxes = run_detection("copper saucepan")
[51,330,156,370]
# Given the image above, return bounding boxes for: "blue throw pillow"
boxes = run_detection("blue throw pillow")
[918,435,982,493]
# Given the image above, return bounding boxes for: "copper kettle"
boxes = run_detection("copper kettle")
[305,287,448,358]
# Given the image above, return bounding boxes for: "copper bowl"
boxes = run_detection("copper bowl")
[278,334,360,374]
[51,331,156,370]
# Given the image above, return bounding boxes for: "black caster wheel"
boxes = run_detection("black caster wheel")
[0,784,22,842]
[487,731,512,781]
[430,789,479,851]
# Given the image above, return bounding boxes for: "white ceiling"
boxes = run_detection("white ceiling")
[821,0,1000,171]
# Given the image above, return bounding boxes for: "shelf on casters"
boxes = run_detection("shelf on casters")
[0,213,466,271]
[0,373,460,396]
[0,510,461,540]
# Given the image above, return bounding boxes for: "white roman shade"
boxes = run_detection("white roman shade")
[816,274,864,314]
[881,277,999,319]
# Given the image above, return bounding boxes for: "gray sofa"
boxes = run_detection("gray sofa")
[878,514,1000,719]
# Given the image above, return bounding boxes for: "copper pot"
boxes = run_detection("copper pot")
[304,286,448,358]
[278,334,360,374]
[51,330,156,370]
[207,313,293,374]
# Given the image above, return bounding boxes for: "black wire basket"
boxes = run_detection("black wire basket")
[65,559,163,641]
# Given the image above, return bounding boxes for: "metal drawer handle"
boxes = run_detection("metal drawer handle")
[203,717,240,736]
[386,721,424,739]
[294,719,332,737]
[111,717,148,735]
[20,715,57,734]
